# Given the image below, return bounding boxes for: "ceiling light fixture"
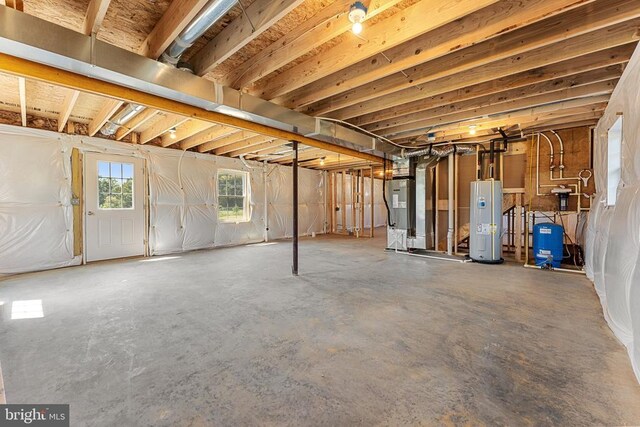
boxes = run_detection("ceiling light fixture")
[320,157,326,166]
[469,125,477,135]
[349,1,368,35]
[169,127,177,139]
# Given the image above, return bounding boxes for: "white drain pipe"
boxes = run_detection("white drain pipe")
[446,152,454,255]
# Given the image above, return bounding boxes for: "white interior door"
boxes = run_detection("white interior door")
[85,152,145,262]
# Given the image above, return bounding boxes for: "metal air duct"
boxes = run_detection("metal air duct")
[160,0,237,66]
[100,103,145,135]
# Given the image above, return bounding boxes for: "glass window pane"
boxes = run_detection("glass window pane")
[111,179,123,194]
[123,178,133,194]
[98,161,110,178]
[122,163,133,179]
[122,193,133,209]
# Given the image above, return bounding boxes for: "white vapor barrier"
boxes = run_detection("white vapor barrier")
[586,43,640,383]
[0,125,326,273]
[0,126,80,274]
[266,165,325,239]
[334,173,386,231]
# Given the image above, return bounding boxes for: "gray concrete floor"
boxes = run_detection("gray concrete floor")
[1,232,639,426]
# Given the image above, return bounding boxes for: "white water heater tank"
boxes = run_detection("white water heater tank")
[469,180,503,263]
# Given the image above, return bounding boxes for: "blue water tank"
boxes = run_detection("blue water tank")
[533,223,564,268]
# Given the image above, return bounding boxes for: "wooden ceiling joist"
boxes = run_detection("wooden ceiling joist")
[115,108,159,141]
[254,0,501,100]
[196,130,250,153]
[213,135,274,156]
[179,125,238,150]
[82,0,112,36]
[160,119,213,147]
[228,139,288,158]
[192,0,305,77]
[88,99,123,137]
[223,0,404,89]
[17,76,26,126]
[381,80,617,139]
[304,1,640,116]
[275,0,594,109]
[365,66,623,133]
[140,114,189,144]
[351,46,633,127]
[58,89,80,132]
[322,23,640,121]
[139,0,211,59]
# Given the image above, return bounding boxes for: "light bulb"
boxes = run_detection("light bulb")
[469,125,477,135]
[170,132,176,139]
[320,158,325,166]
[352,21,363,35]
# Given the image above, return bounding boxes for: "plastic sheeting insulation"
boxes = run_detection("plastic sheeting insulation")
[585,43,640,383]
[0,125,326,274]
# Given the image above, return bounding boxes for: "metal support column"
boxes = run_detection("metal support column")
[292,140,299,276]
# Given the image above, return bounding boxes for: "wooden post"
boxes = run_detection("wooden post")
[341,170,346,234]
[359,169,365,238]
[71,148,83,257]
[515,192,523,262]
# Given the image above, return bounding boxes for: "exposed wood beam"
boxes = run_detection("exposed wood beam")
[82,0,112,36]
[58,89,80,132]
[197,130,253,153]
[88,99,123,136]
[521,117,601,133]
[17,76,26,126]
[254,0,501,100]
[381,80,616,138]
[273,148,325,164]
[393,101,608,142]
[223,0,403,89]
[192,0,305,77]
[179,125,238,150]
[365,66,623,132]
[115,108,159,140]
[140,114,189,144]
[160,119,213,147]
[310,14,640,118]
[213,135,274,156]
[138,0,210,59]
[351,47,633,127]
[228,139,288,158]
[322,23,640,121]
[4,0,24,11]
[0,53,384,164]
[275,0,594,109]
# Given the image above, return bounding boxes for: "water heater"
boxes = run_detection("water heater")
[469,180,503,263]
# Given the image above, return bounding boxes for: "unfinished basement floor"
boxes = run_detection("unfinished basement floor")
[1,233,639,426]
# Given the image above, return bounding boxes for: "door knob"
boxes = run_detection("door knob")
[88,211,95,215]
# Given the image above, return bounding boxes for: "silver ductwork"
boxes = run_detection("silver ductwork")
[404,144,475,158]
[160,0,237,66]
[100,103,145,135]
[0,7,397,157]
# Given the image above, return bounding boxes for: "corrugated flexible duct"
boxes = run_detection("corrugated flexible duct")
[403,144,475,158]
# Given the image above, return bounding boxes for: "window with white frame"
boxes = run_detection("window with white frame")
[217,170,249,222]
[607,116,623,206]
[98,161,134,209]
